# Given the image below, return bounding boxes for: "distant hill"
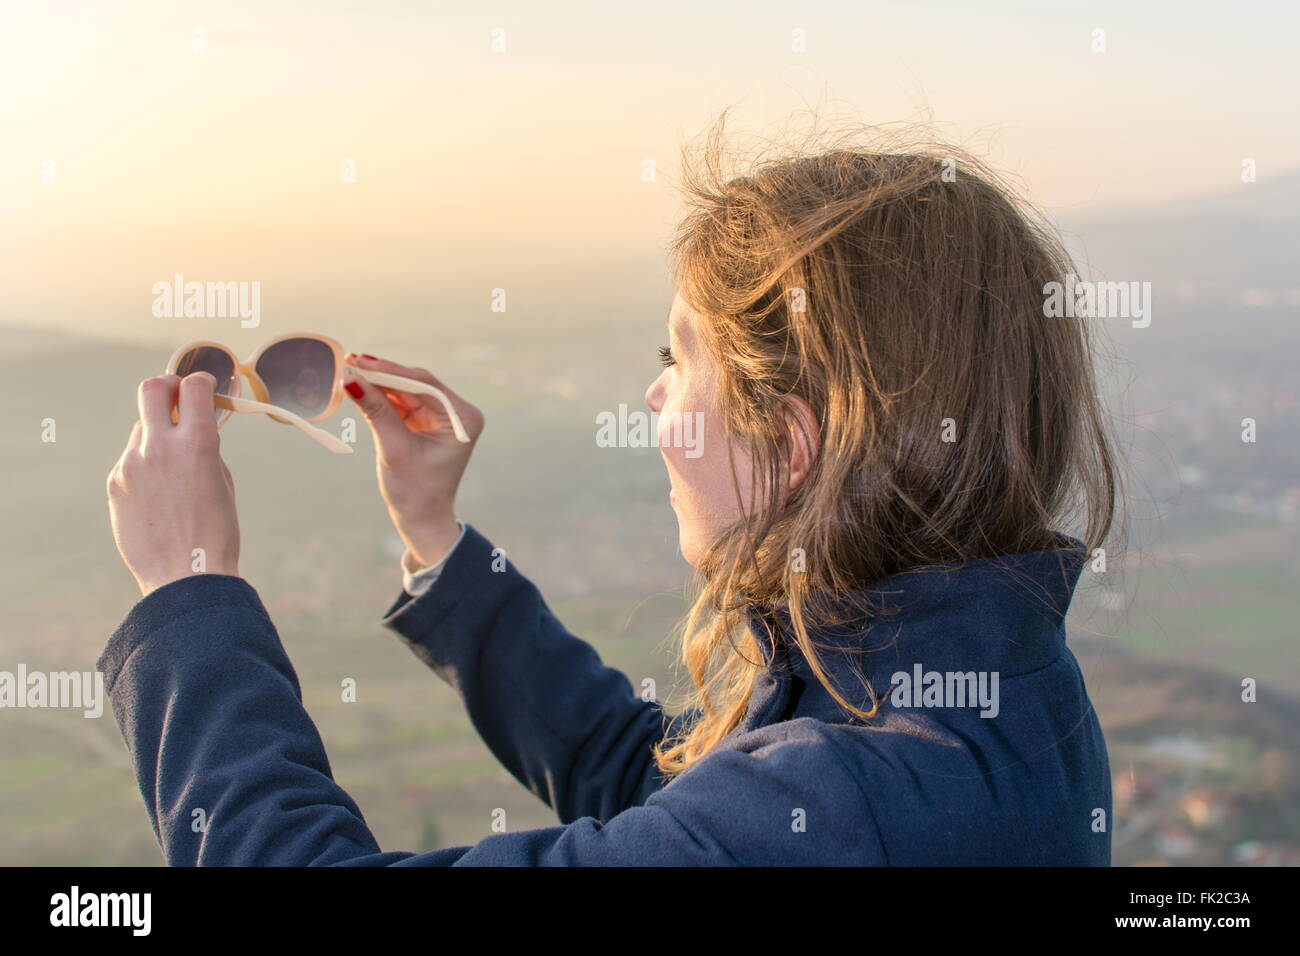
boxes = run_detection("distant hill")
[1058,170,1300,297]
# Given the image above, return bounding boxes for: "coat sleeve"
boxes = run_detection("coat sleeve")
[379,523,688,822]
[97,573,874,866]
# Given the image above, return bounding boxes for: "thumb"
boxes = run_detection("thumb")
[344,375,409,449]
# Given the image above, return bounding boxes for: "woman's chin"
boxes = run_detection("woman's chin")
[675,527,704,569]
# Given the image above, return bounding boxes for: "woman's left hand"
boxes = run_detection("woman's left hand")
[107,372,241,597]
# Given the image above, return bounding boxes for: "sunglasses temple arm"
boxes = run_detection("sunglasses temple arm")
[345,368,472,443]
[213,394,354,454]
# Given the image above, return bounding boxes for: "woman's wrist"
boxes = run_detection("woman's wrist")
[401,515,463,570]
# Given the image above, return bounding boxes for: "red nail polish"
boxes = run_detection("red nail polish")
[361,354,377,360]
[344,380,364,399]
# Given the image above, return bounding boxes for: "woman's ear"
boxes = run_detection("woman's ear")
[782,393,820,491]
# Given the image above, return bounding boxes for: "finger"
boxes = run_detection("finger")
[177,371,219,439]
[343,374,410,448]
[347,353,483,443]
[108,419,143,492]
[111,419,144,476]
[381,388,421,421]
[138,375,181,439]
[345,353,467,410]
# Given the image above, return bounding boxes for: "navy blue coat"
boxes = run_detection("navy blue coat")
[99,524,1111,865]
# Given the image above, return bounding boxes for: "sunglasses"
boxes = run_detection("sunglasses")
[166,333,471,454]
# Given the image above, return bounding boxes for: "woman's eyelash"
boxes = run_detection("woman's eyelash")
[658,345,676,368]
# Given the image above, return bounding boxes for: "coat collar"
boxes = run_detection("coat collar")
[739,535,1089,732]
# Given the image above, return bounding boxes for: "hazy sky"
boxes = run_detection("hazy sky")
[3,0,1298,343]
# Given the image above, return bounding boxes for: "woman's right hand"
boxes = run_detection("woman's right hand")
[343,353,485,568]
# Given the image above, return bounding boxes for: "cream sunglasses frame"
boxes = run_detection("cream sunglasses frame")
[165,333,471,454]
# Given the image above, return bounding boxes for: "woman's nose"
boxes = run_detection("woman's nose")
[644,374,664,414]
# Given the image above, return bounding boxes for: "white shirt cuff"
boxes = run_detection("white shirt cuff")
[401,521,466,597]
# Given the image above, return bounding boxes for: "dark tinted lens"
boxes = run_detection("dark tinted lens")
[175,346,236,422]
[254,338,336,420]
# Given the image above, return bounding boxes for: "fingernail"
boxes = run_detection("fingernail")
[344,380,364,399]
[361,354,377,360]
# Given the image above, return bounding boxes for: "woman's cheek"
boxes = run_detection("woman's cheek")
[662,412,732,520]
[658,375,746,561]
[658,383,706,488]
[665,449,709,565]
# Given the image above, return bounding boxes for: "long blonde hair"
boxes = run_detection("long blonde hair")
[652,116,1124,776]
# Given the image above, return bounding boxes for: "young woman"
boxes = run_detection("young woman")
[103,128,1121,865]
